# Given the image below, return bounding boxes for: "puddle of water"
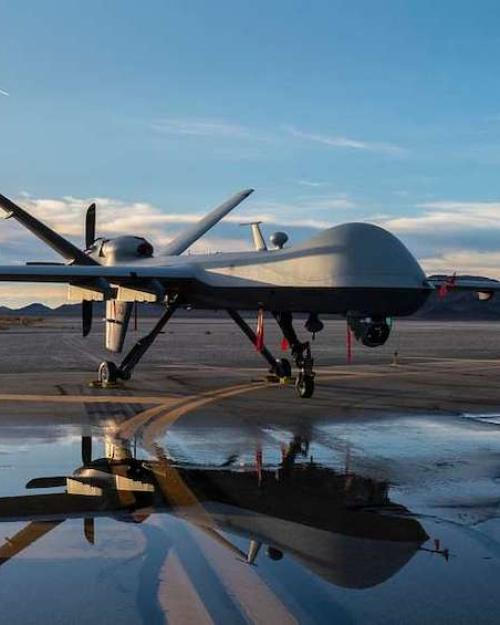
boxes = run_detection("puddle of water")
[462,412,500,426]
[0,412,499,624]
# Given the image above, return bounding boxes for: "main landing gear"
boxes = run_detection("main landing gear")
[226,308,315,399]
[225,309,292,379]
[97,296,179,386]
[95,300,315,399]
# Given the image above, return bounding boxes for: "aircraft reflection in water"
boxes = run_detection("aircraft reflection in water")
[0,432,443,590]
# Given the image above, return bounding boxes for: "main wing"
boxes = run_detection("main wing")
[0,193,97,265]
[163,188,254,256]
[0,263,196,283]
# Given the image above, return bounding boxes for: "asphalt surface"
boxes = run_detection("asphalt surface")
[0,317,499,624]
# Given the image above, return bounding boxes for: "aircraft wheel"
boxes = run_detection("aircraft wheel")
[296,374,314,398]
[277,358,292,378]
[98,361,118,386]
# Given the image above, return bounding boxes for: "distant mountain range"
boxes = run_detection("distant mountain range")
[0,302,166,317]
[1,276,500,320]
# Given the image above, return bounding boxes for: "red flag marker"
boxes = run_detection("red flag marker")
[256,445,263,486]
[438,272,457,299]
[280,336,289,351]
[346,323,353,364]
[255,308,265,352]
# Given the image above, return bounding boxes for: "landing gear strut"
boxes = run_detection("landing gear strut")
[227,308,315,398]
[273,312,315,398]
[97,296,179,386]
[226,309,291,378]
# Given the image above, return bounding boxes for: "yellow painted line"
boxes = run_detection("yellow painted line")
[157,551,215,625]
[0,393,182,404]
[117,401,190,441]
[131,381,297,625]
[111,380,271,443]
[139,382,268,448]
[0,521,63,565]
[191,528,299,625]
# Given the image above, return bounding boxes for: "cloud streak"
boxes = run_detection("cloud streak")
[421,250,500,279]
[150,117,408,158]
[151,118,252,139]
[285,125,407,156]
[379,201,500,234]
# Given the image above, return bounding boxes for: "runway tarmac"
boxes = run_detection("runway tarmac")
[0,317,500,624]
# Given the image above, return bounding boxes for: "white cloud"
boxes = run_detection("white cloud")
[421,250,500,280]
[285,125,407,156]
[4,192,357,244]
[187,236,251,254]
[5,195,213,241]
[379,200,500,234]
[297,179,331,188]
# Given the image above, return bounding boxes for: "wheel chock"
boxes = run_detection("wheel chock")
[264,374,295,385]
[88,379,123,389]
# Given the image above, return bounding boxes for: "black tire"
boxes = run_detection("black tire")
[296,374,314,398]
[98,361,118,385]
[277,358,292,378]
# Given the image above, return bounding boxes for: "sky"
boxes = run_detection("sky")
[1,0,500,305]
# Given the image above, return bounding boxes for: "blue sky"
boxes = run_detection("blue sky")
[1,0,500,304]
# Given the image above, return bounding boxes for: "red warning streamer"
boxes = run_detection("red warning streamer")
[346,322,353,364]
[256,445,263,486]
[255,308,265,352]
[438,272,457,299]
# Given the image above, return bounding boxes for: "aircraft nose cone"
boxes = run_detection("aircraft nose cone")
[301,222,426,289]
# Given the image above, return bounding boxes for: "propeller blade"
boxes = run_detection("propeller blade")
[85,203,96,249]
[84,518,95,545]
[82,300,93,337]
[82,435,92,466]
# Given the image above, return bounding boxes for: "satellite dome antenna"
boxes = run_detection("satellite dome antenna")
[269,231,288,249]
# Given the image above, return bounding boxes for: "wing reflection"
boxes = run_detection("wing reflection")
[0,431,431,589]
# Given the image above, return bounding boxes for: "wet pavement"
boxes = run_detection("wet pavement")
[0,319,500,623]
